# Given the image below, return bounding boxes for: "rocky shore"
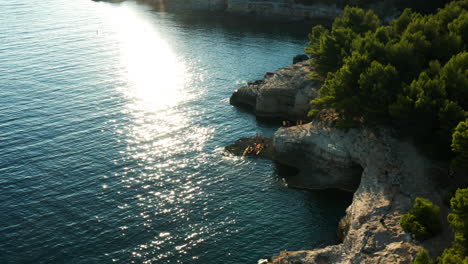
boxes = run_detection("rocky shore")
[228,59,453,263]
[269,122,452,264]
[230,59,321,121]
[225,136,274,159]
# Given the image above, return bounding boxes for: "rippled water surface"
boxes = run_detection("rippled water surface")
[0,1,352,263]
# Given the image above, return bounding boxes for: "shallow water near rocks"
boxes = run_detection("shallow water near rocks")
[0,1,352,263]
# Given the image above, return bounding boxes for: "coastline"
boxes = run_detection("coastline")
[226,59,454,263]
[100,0,343,21]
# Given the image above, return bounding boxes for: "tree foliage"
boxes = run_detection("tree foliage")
[451,120,468,168]
[400,197,441,240]
[407,189,468,263]
[431,189,468,263]
[332,6,380,34]
[306,0,468,163]
[413,250,431,264]
[436,247,468,264]
[448,188,468,253]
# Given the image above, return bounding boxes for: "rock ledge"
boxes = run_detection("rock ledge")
[230,60,321,121]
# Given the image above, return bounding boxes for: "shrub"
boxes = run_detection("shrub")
[436,247,468,264]
[413,250,431,264]
[432,189,468,263]
[400,198,441,240]
[448,189,468,254]
[451,120,468,169]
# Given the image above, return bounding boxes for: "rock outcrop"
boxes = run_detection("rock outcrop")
[274,122,363,192]
[267,121,451,264]
[293,54,309,64]
[225,136,274,159]
[230,60,321,120]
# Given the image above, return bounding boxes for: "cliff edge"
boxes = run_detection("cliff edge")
[267,121,451,264]
[228,59,453,262]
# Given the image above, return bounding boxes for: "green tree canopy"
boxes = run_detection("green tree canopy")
[306,0,468,162]
[435,189,468,263]
[413,250,431,264]
[452,120,468,168]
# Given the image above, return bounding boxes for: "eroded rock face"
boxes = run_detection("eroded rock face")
[230,60,321,120]
[268,121,449,264]
[274,122,363,192]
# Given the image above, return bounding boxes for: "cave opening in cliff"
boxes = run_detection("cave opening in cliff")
[274,161,364,193]
[274,161,300,179]
[273,161,356,244]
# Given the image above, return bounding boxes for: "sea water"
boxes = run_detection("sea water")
[0,1,352,263]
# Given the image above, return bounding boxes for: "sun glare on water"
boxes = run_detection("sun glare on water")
[107,6,185,113]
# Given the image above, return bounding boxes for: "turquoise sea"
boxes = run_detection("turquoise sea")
[0,1,352,263]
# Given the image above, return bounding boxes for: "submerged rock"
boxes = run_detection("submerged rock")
[230,60,320,120]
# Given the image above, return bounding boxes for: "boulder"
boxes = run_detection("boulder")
[225,137,274,159]
[293,54,309,64]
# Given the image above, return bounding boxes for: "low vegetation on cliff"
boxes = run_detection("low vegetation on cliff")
[306,0,467,166]
[400,198,441,241]
[404,189,468,263]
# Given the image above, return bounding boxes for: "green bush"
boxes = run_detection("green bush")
[436,248,468,264]
[448,189,468,254]
[413,250,431,264]
[420,189,468,263]
[451,120,468,169]
[400,198,441,240]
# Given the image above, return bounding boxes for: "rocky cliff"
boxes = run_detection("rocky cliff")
[137,0,341,19]
[139,0,227,11]
[273,122,363,192]
[226,56,454,263]
[230,60,321,120]
[227,0,342,19]
[267,121,451,264]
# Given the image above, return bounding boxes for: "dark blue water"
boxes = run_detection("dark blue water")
[0,1,352,263]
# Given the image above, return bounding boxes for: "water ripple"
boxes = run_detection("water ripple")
[0,1,351,264]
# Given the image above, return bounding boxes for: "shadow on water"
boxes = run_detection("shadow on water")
[274,161,355,197]
[232,105,286,128]
[273,161,354,245]
[274,161,300,178]
[171,14,329,38]
[132,1,332,40]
